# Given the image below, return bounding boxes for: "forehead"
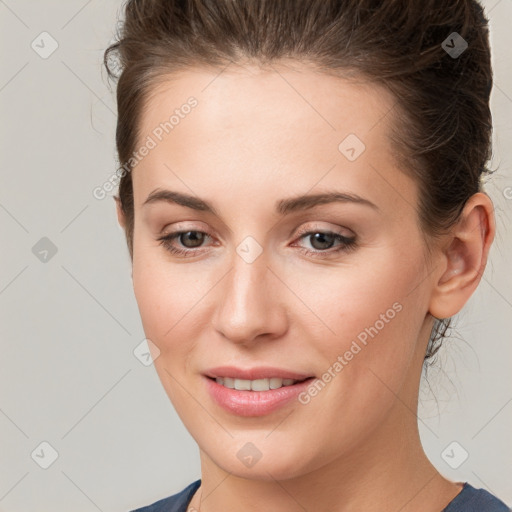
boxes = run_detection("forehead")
[139,62,396,144]
[132,63,415,218]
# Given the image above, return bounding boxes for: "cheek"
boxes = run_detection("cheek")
[287,256,426,452]
[131,256,206,408]
[131,248,222,364]
[291,246,427,383]
[132,253,191,352]
[290,249,423,337]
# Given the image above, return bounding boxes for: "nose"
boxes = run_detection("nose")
[212,252,288,347]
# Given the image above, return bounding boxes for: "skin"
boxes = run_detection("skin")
[116,62,495,512]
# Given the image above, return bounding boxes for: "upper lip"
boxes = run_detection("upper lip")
[204,366,313,381]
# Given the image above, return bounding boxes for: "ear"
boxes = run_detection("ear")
[429,192,495,319]
[114,196,126,230]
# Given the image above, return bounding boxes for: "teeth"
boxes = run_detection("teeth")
[235,378,252,391]
[214,377,300,391]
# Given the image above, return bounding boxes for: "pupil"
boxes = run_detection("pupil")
[181,231,204,248]
[310,233,334,250]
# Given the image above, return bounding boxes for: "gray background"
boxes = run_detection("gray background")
[0,1,511,510]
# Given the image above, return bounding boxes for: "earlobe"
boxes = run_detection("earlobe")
[114,196,126,230]
[428,193,495,319]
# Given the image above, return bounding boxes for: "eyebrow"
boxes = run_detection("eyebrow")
[142,188,379,215]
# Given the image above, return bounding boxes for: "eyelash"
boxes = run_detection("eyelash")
[156,226,357,259]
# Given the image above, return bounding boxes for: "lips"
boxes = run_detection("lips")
[204,376,315,416]
[202,366,316,416]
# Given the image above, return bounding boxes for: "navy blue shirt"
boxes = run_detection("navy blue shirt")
[130,480,510,511]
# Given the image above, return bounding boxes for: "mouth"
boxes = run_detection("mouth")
[203,374,316,417]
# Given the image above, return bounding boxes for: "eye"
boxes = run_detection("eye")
[292,226,357,258]
[157,230,212,257]
[156,226,358,259]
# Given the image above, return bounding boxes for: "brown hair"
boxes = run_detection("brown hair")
[103,0,493,363]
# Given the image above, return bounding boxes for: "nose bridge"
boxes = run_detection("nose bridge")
[213,245,285,343]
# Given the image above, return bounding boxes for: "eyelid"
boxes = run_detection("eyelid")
[160,222,353,243]
[293,222,355,239]
[160,220,211,234]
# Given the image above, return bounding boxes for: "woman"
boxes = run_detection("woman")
[104,0,510,510]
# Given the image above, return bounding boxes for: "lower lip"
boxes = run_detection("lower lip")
[204,376,315,417]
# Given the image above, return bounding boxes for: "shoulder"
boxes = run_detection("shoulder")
[129,479,201,512]
[444,482,511,512]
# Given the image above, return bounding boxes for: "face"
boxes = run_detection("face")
[127,63,437,480]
